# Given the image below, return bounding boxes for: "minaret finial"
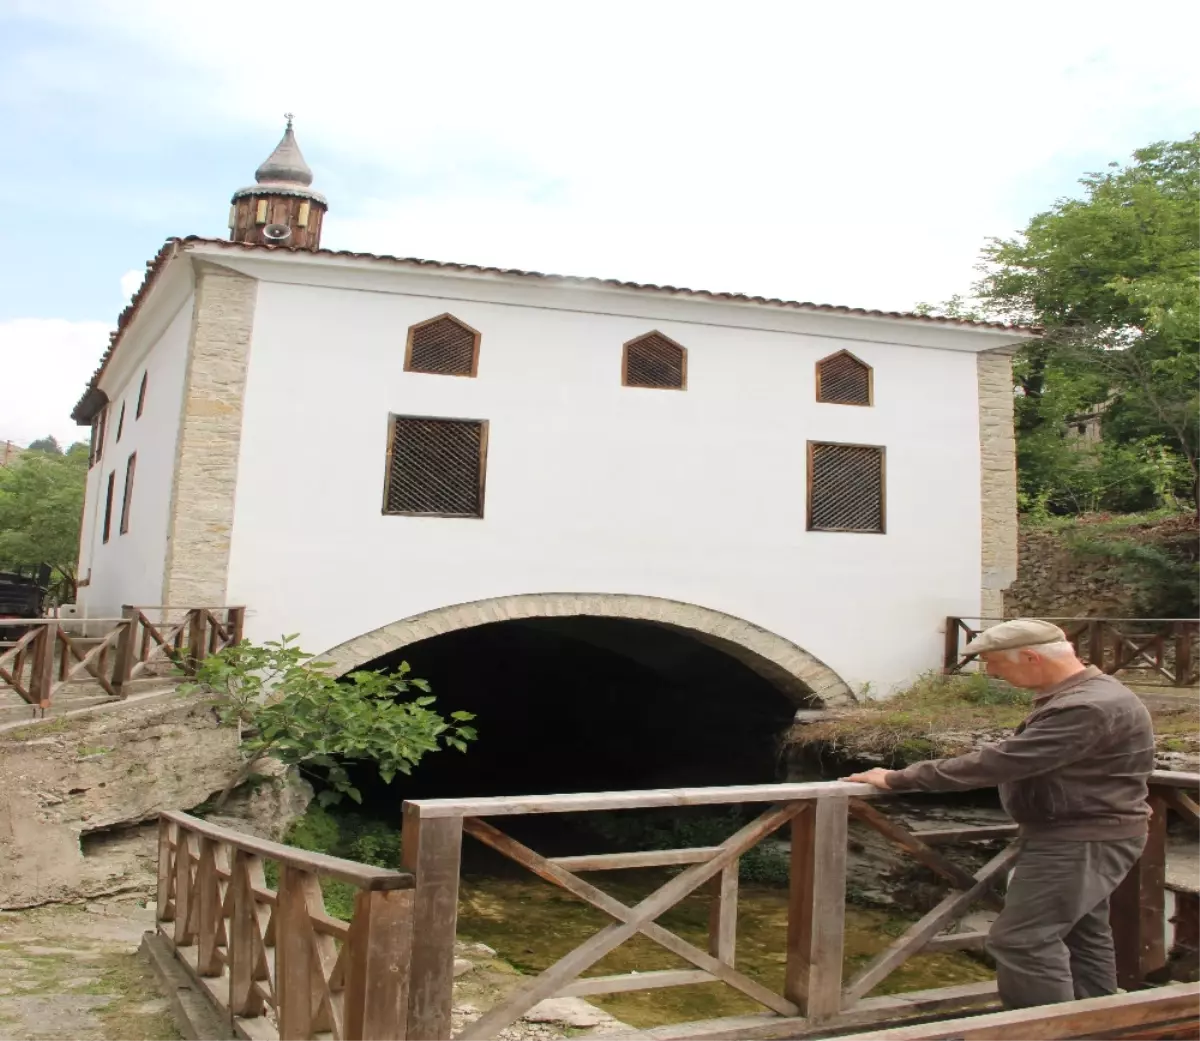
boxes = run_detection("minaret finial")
[285,111,294,130]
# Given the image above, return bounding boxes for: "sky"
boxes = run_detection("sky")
[1,0,1197,447]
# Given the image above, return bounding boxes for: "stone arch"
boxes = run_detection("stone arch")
[321,593,854,708]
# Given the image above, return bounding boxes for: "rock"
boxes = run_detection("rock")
[523,996,615,1028]
[0,691,244,908]
[453,957,474,977]
[217,758,313,842]
[457,940,497,958]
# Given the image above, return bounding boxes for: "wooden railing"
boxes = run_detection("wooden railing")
[398,771,1200,1041]
[0,605,244,714]
[156,811,415,1041]
[945,616,1200,687]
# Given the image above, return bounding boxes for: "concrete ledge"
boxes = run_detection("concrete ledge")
[0,685,180,734]
[141,930,232,1041]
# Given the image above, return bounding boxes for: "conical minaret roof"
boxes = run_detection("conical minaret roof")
[232,115,325,202]
[255,116,313,186]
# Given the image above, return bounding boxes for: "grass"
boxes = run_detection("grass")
[1022,506,1192,534]
[791,672,1032,766]
[788,670,1199,768]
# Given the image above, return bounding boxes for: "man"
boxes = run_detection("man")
[846,618,1155,1009]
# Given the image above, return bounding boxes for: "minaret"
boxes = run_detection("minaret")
[228,114,327,250]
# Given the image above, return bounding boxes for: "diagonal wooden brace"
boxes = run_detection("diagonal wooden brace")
[842,841,1022,1005]
[459,803,808,1040]
[849,800,1005,912]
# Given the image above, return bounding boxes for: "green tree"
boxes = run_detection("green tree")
[182,636,478,807]
[26,436,63,455]
[0,443,88,595]
[925,134,1200,513]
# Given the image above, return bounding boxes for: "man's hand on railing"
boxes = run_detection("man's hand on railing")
[844,768,891,789]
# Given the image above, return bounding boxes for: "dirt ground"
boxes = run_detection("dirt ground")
[0,897,176,1041]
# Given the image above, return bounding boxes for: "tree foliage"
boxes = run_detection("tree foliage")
[925,134,1200,514]
[0,442,89,593]
[26,436,64,455]
[182,636,478,807]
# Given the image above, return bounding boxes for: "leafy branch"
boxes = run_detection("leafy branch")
[180,636,477,808]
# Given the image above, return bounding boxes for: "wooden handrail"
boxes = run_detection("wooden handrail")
[396,771,1199,1040]
[159,811,413,890]
[147,773,1198,1041]
[1149,769,1200,788]
[945,615,1200,687]
[0,605,245,715]
[157,810,415,1040]
[407,778,879,818]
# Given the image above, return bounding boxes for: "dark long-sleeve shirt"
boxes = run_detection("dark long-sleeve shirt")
[884,667,1155,840]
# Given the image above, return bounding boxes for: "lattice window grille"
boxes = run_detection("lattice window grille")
[817,352,872,406]
[406,316,478,376]
[808,442,885,533]
[624,333,686,389]
[385,417,486,517]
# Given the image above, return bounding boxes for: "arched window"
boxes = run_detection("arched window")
[816,350,872,406]
[405,314,481,377]
[622,332,687,390]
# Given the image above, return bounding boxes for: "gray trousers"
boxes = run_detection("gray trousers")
[986,836,1146,1009]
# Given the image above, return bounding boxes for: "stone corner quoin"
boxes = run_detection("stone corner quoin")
[977,348,1019,621]
[162,262,258,608]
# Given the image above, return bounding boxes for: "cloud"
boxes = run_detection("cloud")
[0,318,108,447]
[15,2,1198,304]
[120,269,144,303]
[3,0,1199,441]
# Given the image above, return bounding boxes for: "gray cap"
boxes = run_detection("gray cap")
[963,618,1068,656]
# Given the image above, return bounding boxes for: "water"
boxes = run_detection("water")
[456,869,993,1029]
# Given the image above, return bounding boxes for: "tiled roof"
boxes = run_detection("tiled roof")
[71,236,1040,422]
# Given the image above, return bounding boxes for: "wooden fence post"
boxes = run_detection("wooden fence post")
[785,796,848,1021]
[708,862,738,967]
[228,607,246,647]
[186,609,207,676]
[157,817,175,922]
[174,830,197,947]
[228,851,267,1019]
[113,607,137,695]
[1088,620,1107,672]
[195,837,226,976]
[943,618,960,674]
[344,888,416,1040]
[30,624,55,711]
[1112,791,1168,988]
[276,866,316,1041]
[401,805,463,1041]
[1174,623,1195,688]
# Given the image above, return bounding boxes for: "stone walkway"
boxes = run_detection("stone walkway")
[0,897,177,1041]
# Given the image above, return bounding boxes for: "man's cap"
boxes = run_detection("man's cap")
[963,618,1068,656]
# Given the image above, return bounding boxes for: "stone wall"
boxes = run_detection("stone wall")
[1005,526,1139,619]
[0,692,308,909]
